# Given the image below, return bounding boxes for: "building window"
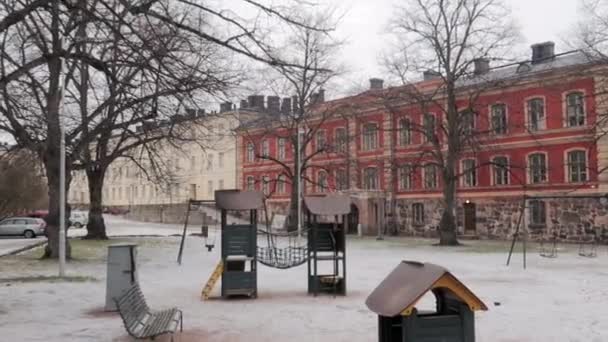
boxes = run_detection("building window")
[207,154,213,170]
[461,109,476,135]
[527,98,545,131]
[261,140,269,158]
[277,175,285,193]
[566,92,585,127]
[335,127,347,153]
[413,203,424,225]
[317,171,328,192]
[278,138,286,160]
[207,180,213,196]
[218,153,224,168]
[567,150,587,182]
[218,180,224,190]
[462,159,477,187]
[363,167,378,190]
[492,156,509,185]
[336,169,348,190]
[247,143,255,162]
[246,176,255,191]
[398,119,411,146]
[424,164,437,189]
[529,200,546,226]
[528,153,547,184]
[362,123,378,151]
[423,113,436,143]
[491,104,507,135]
[262,176,270,195]
[316,130,326,152]
[398,165,412,190]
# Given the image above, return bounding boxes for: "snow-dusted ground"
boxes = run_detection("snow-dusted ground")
[1,231,607,341]
[0,237,45,256]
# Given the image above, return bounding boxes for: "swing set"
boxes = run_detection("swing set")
[506,194,606,269]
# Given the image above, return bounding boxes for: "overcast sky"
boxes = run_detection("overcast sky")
[326,0,582,93]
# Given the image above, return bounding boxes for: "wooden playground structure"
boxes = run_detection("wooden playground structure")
[176,190,350,299]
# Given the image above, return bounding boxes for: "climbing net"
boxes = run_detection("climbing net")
[256,228,309,269]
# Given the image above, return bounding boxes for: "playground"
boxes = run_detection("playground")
[1,232,607,341]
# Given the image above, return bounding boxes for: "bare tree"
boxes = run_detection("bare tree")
[0,150,47,219]
[239,11,348,230]
[384,0,518,245]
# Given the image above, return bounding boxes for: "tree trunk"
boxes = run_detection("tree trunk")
[42,151,72,258]
[438,175,459,245]
[84,167,108,240]
[287,177,299,232]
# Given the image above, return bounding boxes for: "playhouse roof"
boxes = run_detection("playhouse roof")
[214,190,264,210]
[365,261,487,317]
[304,195,351,215]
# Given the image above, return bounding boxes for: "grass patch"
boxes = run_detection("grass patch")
[0,275,97,284]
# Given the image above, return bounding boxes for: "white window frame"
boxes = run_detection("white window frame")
[565,149,588,183]
[316,130,326,152]
[527,152,548,184]
[317,170,328,192]
[363,167,378,190]
[261,140,270,158]
[246,176,255,191]
[461,159,477,187]
[564,91,586,127]
[334,127,347,154]
[525,97,546,132]
[423,113,436,143]
[398,118,412,146]
[491,155,510,186]
[423,164,437,189]
[362,122,379,151]
[398,164,412,190]
[277,175,285,193]
[489,103,508,135]
[247,143,255,162]
[277,138,286,160]
[413,203,424,225]
[336,168,348,190]
[262,176,270,195]
[529,200,546,226]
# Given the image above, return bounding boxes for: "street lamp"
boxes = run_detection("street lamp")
[58,51,67,277]
[296,125,305,238]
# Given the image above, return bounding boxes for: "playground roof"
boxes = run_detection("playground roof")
[304,195,351,215]
[365,261,487,317]
[214,190,264,210]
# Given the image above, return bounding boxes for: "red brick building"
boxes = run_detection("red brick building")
[236,42,608,241]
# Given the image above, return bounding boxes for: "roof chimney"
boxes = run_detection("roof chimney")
[473,58,490,75]
[369,78,384,90]
[531,42,555,64]
[423,70,441,81]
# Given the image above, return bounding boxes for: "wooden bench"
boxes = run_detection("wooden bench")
[114,283,183,341]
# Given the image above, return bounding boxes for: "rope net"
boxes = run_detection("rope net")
[256,228,310,269]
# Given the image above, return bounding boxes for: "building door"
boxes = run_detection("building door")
[464,202,476,233]
[347,204,359,234]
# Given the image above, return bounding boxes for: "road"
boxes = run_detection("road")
[0,215,202,256]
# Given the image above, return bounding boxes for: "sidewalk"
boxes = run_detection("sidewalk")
[0,238,45,257]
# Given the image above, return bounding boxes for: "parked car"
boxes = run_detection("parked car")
[0,217,46,238]
[69,211,88,228]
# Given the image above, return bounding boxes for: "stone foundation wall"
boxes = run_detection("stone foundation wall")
[395,197,608,242]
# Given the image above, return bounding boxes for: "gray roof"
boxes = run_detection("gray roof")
[304,195,351,215]
[214,190,264,210]
[457,51,597,88]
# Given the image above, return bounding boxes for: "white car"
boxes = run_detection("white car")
[0,217,46,238]
[69,211,88,229]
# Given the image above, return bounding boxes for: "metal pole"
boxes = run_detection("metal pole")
[297,124,302,239]
[58,54,66,278]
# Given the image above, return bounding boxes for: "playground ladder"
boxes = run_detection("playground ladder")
[201,260,224,300]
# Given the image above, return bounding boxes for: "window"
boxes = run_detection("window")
[566,92,585,127]
[246,176,255,191]
[528,153,547,183]
[278,138,286,160]
[316,131,326,152]
[335,128,347,153]
[277,175,285,193]
[491,104,507,135]
[492,156,509,185]
[207,154,213,170]
[462,159,477,187]
[398,165,412,190]
[527,98,545,131]
[567,150,587,182]
[218,153,224,168]
[262,176,270,195]
[207,180,213,196]
[218,180,224,190]
[363,167,378,190]
[399,119,411,146]
[317,171,328,192]
[336,169,348,190]
[424,164,437,189]
[362,123,378,151]
[461,109,476,135]
[413,203,424,225]
[423,114,436,143]
[529,200,546,226]
[261,140,269,158]
[247,143,255,162]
